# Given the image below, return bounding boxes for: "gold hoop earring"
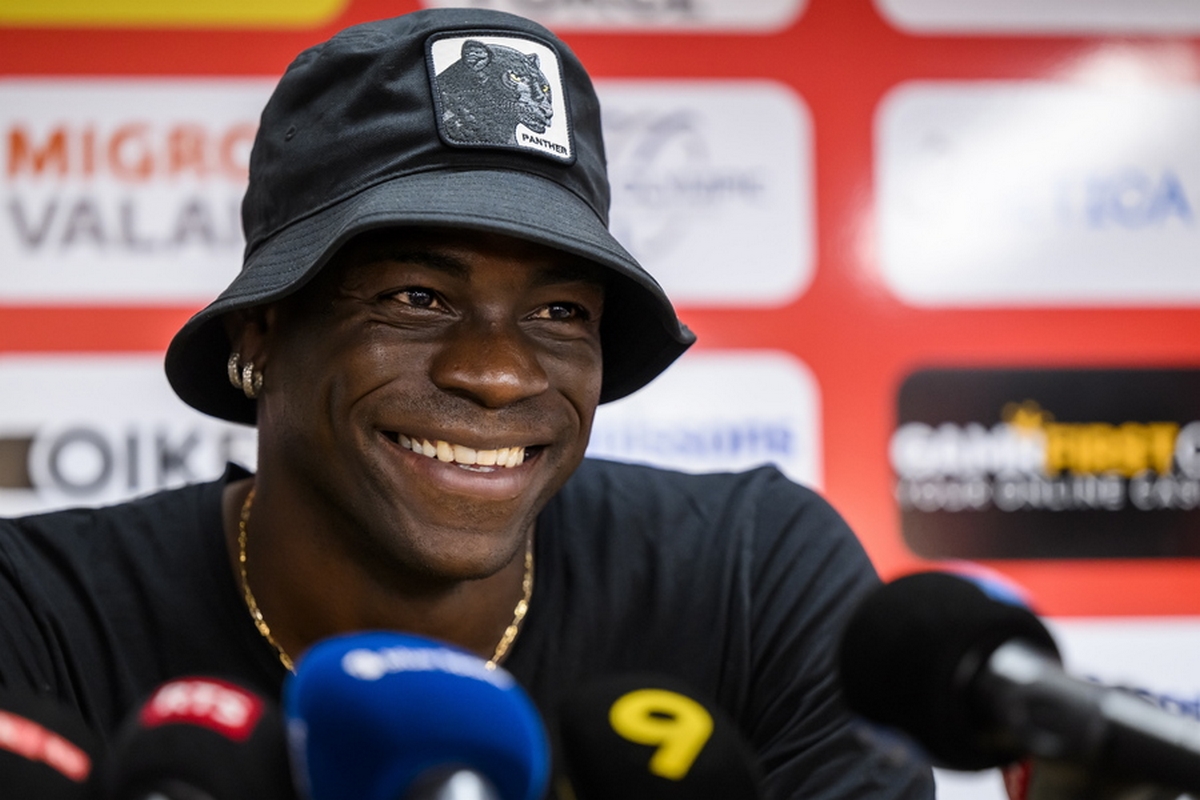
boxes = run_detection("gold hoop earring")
[227,352,244,391]
[241,360,263,399]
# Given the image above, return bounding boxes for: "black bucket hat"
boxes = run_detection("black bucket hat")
[165,7,694,425]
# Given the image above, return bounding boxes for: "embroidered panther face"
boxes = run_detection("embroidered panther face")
[436,39,554,146]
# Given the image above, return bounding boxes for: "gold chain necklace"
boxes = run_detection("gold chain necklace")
[237,486,534,673]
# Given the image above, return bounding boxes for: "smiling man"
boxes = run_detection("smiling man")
[0,8,932,800]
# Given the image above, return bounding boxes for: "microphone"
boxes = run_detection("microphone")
[282,631,549,800]
[0,684,102,799]
[557,673,765,799]
[99,675,297,800]
[405,766,501,800]
[837,571,1200,794]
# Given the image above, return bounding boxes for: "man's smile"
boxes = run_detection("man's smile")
[381,431,545,472]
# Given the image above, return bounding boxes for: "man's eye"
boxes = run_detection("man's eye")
[392,288,439,309]
[532,302,589,322]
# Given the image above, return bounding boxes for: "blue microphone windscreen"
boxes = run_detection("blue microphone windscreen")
[284,631,549,800]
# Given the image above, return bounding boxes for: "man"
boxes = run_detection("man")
[0,8,933,798]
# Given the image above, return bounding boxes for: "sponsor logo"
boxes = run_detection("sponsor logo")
[0,0,350,28]
[421,0,807,32]
[589,350,822,487]
[341,647,514,689]
[875,0,1200,34]
[599,80,813,305]
[0,356,256,516]
[877,83,1200,306]
[139,679,264,742]
[1,79,272,304]
[0,710,91,782]
[427,33,573,163]
[892,368,1200,559]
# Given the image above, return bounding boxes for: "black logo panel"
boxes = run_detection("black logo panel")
[893,368,1200,559]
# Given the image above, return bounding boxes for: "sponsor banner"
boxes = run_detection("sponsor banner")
[875,0,1200,34]
[891,368,1200,559]
[598,80,813,306]
[421,0,807,32]
[877,83,1200,306]
[588,350,821,487]
[0,0,349,28]
[1,79,273,305]
[0,355,256,516]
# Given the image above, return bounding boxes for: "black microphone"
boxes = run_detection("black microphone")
[0,683,103,799]
[837,571,1200,794]
[99,676,297,800]
[557,673,765,800]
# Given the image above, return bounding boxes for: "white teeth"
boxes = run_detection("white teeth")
[395,434,527,469]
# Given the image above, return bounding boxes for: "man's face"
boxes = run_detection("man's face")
[247,227,606,581]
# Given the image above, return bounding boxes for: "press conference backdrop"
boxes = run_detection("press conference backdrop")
[2,2,1199,798]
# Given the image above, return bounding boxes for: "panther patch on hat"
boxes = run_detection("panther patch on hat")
[427,31,574,164]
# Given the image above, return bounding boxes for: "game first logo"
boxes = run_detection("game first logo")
[892,368,1200,559]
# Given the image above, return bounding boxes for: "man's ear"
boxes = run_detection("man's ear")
[223,306,274,370]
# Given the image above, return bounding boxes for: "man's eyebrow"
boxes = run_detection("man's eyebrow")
[358,246,607,287]
[364,248,470,278]
[534,260,608,288]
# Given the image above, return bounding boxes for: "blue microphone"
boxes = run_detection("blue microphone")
[283,631,549,800]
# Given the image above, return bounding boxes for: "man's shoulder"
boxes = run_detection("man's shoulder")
[0,474,227,550]
[564,457,826,509]
[554,457,842,540]
[0,472,244,735]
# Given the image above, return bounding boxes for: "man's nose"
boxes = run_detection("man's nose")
[429,318,551,408]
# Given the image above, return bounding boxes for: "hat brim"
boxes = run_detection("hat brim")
[165,168,694,425]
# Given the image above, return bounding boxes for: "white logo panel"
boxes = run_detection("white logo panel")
[0,355,256,515]
[877,82,1200,306]
[588,350,822,488]
[599,80,813,306]
[421,0,807,32]
[876,0,1200,34]
[0,79,272,304]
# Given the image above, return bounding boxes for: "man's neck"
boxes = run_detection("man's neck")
[219,476,533,668]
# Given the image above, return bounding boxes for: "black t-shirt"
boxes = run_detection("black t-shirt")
[0,458,932,799]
